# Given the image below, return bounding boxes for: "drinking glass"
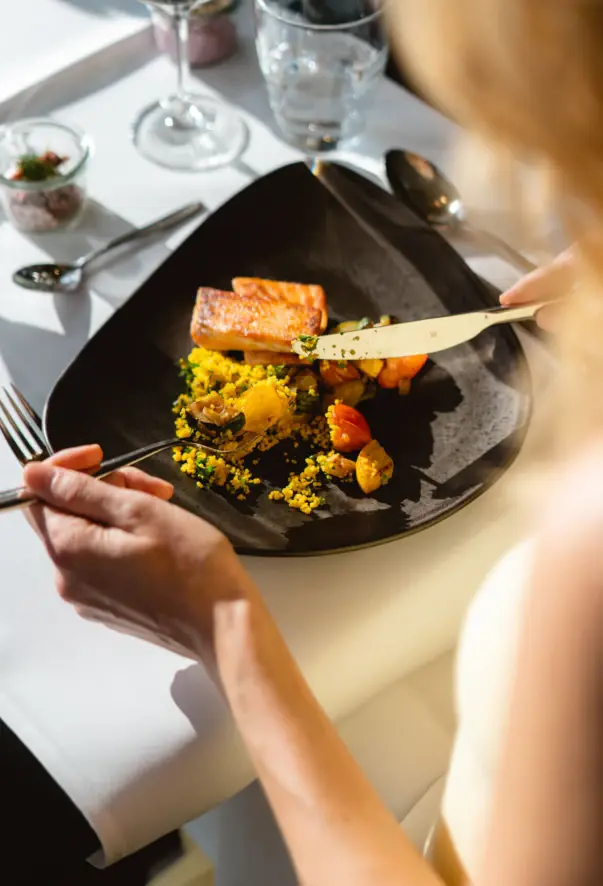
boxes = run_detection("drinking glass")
[255,0,387,153]
[133,0,246,170]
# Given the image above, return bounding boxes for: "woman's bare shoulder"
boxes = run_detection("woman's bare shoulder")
[532,441,603,631]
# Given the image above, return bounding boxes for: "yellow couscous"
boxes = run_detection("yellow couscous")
[172,316,414,513]
[173,347,336,514]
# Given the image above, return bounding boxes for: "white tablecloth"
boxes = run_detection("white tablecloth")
[0,0,550,864]
[0,0,149,111]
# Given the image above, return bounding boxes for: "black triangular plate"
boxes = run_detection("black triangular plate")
[44,162,531,556]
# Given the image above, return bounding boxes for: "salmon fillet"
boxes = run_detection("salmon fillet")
[232,278,328,332]
[242,350,309,365]
[191,287,324,353]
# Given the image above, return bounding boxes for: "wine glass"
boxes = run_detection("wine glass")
[133,0,247,171]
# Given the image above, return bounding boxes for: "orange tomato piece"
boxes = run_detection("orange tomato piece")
[319,359,360,389]
[356,440,394,494]
[377,355,428,389]
[328,403,372,453]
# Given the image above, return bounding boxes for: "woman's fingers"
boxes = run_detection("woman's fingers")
[499,249,574,332]
[23,462,151,529]
[500,248,574,307]
[41,444,173,499]
[27,502,113,570]
[45,444,103,472]
[533,304,562,333]
[103,467,174,500]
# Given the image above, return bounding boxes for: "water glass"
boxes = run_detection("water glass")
[255,0,387,152]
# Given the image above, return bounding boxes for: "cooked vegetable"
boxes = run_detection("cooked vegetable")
[358,381,377,403]
[328,403,372,453]
[331,317,372,335]
[377,355,428,389]
[355,440,394,494]
[240,382,290,433]
[295,390,319,413]
[319,452,356,479]
[356,358,384,379]
[291,368,320,414]
[188,393,243,433]
[319,359,360,388]
[294,368,319,390]
[398,378,412,396]
[332,379,365,407]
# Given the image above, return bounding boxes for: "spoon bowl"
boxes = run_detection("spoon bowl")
[13,263,84,293]
[385,149,465,229]
[12,201,206,294]
[385,149,536,274]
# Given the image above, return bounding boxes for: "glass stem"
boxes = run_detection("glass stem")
[172,7,190,100]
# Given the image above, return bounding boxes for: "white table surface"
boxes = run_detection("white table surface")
[0,0,551,865]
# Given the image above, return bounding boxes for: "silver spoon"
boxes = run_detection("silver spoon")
[385,150,537,274]
[12,202,206,293]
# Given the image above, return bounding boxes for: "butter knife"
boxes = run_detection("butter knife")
[292,301,547,361]
[306,159,543,340]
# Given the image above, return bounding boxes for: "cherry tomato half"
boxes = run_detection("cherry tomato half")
[329,403,372,453]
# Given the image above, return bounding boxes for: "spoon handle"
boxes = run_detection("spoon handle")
[464,221,537,274]
[76,203,206,269]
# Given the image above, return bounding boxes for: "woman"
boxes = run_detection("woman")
[21,2,603,884]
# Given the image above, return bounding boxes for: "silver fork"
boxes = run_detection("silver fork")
[0,385,49,465]
[0,385,259,513]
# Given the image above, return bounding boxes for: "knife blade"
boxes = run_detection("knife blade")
[292,301,546,361]
[306,159,544,342]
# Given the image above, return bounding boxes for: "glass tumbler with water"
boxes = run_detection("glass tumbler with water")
[255,0,387,152]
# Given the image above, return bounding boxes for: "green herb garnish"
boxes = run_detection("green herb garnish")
[295,388,319,415]
[267,364,289,380]
[13,151,66,183]
[297,334,318,357]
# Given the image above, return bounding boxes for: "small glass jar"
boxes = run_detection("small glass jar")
[152,0,239,69]
[0,119,92,234]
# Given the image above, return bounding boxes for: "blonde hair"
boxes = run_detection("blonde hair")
[389,0,603,456]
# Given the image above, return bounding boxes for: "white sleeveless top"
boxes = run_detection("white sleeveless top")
[440,541,534,880]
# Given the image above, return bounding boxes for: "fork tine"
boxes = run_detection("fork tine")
[10,383,42,428]
[0,412,29,464]
[4,387,47,453]
[0,395,40,463]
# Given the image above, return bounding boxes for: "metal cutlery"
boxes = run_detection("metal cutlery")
[384,150,537,274]
[307,158,543,341]
[13,201,206,293]
[0,385,258,514]
[293,301,548,361]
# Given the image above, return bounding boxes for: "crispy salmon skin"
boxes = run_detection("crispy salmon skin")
[191,286,324,353]
[242,350,311,365]
[232,278,328,332]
